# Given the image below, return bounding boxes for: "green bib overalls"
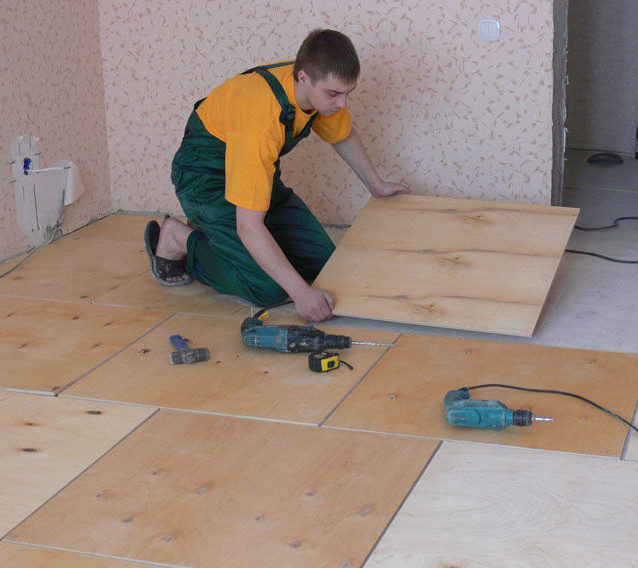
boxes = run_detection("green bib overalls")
[171,63,336,306]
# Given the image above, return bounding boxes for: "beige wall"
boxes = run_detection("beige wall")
[1,1,111,261]
[100,0,556,225]
[1,1,556,262]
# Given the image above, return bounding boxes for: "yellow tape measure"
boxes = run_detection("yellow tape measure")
[308,351,353,372]
[308,351,340,372]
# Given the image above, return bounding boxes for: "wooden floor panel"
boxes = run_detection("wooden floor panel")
[0,296,169,393]
[0,237,148,302]
[0,543,149,567]
[313,195,578,336]
[70,214,163,242]
[63,311,398,424]
[7,411,438,568]
[0,392,155,538]
[325,333,638,457]
[366,441,638,567]
[93,272,244,317]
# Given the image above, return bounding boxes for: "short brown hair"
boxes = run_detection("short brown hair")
[294,29,360,84]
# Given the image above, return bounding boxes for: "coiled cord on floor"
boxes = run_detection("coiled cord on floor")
[566,216,638,264]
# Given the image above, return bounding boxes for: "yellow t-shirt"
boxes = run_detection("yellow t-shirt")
[195,62,352,211]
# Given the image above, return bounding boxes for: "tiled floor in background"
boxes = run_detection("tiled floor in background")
[0,211,636,567]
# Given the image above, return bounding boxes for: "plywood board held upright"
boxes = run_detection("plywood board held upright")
[7,411,438,568]
[313,195,579,336]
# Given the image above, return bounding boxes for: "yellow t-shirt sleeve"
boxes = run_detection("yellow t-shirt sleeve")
[312,108,353,143]
[225,124,283,211]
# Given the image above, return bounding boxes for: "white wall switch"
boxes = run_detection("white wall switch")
[478,19,500,42]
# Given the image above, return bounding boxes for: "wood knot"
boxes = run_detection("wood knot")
[86,410,103,415]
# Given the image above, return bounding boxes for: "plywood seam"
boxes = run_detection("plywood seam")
[361,440,444,567]
[58,395,322,427]
[0,541,187,567]
[319,335,402,427]
[0,386,56,397]
[0,408,160,541]
[323,425,630,460]
[620,400,638,461]
[54,312,179,396]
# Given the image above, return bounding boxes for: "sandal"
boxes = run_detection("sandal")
[144,220,193,286]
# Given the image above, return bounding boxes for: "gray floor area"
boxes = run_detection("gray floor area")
[564,149,638,194]
[322,163,638,355]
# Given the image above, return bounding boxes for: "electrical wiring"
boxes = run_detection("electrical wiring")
[566,216,638,264]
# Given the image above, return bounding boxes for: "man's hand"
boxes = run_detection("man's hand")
[292,286,335,322]
[370,181,411,198]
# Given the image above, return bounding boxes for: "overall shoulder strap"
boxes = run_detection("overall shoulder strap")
[241,64,295,131]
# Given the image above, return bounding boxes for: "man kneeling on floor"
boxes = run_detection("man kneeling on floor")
[145,29,409,322]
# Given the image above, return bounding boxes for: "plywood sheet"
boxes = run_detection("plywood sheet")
[325,333,638,457]
[366,441,638,567]
[0,236,148,302]
[64,311,398,424]
[70,213,163,242]
[0,392,155,537]
[7,411,438,568]
[0,544,144,567]
[93,272,244,317]
[313,195,579,336]
[0,296,169,393]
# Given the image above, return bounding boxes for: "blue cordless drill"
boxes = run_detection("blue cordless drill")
[444,387,554,429]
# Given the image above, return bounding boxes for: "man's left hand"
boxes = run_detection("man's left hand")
[370,181,411,198]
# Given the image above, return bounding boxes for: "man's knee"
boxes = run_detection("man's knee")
[245,279,288,307]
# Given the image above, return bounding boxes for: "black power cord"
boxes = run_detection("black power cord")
[467,383,638,434]
[566,216,638,264]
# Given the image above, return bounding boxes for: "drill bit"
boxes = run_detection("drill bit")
[351,340,395,347]
[533,416,555,422]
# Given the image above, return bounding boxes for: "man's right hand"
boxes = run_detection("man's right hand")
[292,287,335,322]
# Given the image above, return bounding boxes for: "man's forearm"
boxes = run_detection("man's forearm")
[332,128,382,193]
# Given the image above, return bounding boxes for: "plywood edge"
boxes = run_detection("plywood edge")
[369,194,580,216]
[329,309,535,337]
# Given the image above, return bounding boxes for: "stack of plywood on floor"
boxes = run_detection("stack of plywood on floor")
[0,213,636,567]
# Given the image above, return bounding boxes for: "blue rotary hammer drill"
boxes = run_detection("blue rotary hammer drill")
[444,387,554,429]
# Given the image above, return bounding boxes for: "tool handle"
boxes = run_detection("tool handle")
[169,334,190,351]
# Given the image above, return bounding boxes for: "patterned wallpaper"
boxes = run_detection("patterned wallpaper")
[1,1,556,262]
[1,1,111,261]
[100,0,555,225]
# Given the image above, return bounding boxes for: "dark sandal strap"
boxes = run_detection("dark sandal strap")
[155,256,188,279]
